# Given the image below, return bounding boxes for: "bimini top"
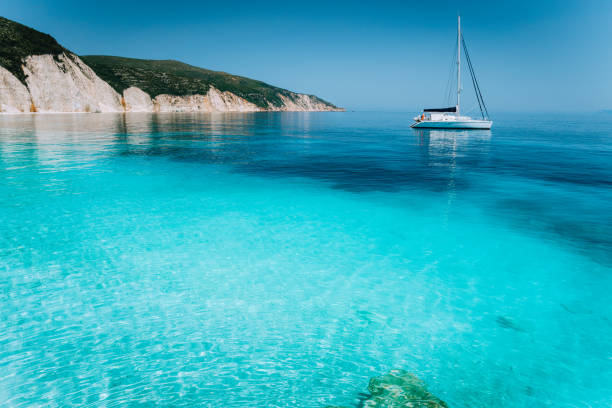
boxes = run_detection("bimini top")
[423,107,457,113]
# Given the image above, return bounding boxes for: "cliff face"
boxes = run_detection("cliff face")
[150,86,262,113]
[271,93,340,112]
[122,87,153,112]
[23,53,123,113]
[0,52,125,113]
[0,65,30,112]
[0,17,343,114]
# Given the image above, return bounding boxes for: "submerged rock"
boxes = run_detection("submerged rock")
[365,370,448,408]
[560,302,593,315]
[496,315,527,332]
[327,369,448,408]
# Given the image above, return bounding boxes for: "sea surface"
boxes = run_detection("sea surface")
[0,112,611,407]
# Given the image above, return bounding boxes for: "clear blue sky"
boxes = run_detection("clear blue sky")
[3,0,611,112]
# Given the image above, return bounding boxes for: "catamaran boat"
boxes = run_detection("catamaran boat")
[412,16,492,129]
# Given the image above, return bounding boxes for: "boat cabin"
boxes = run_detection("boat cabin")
[416,107,457,122]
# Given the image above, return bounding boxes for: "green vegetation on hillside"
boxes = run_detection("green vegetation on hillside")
[0,16,67,84]
[81,55,335,109]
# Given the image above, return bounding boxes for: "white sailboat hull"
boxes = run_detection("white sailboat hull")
[411,120,492,129]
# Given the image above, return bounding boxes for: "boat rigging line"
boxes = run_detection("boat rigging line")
[461,34,489,120]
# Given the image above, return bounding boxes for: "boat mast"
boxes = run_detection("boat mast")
[457,15,461,115]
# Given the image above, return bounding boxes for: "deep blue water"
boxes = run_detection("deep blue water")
[0,112,611,407]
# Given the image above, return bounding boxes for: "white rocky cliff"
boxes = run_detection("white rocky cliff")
[22,53,123,113]
[1,53,342,113]
[0,65,31,113]
[122,86,154,112]
[270,93,339,111]
[151,86,262,113]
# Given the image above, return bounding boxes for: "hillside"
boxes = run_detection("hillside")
[0,16,342,113]
[0,16,67,84]
[81,56,337,109]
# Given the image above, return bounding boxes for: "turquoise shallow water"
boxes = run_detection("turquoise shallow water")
[0,112,611,407]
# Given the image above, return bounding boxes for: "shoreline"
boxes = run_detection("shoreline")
[0,109,346,116]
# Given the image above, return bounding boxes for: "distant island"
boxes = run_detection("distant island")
[0,17,343,113]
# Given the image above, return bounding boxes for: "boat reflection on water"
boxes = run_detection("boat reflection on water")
[413,128,491,154]
[413,128,492,225]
